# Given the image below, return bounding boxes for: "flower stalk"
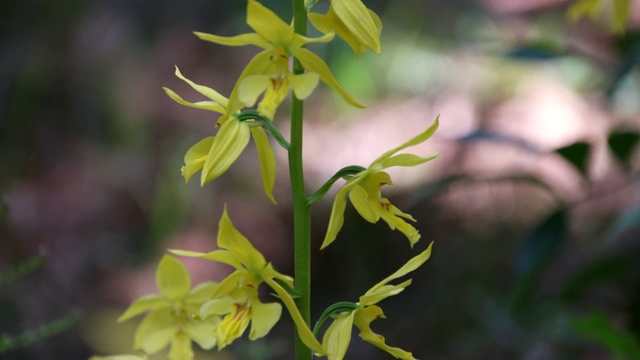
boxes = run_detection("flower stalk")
[290,0,313,359]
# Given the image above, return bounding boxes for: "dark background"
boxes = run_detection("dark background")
[1,0,640,359]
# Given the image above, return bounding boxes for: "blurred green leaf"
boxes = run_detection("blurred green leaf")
[608,131,640,165]
[0,313,79,353]
[573,312,640,359]
[556,142,590,176]
[510,208,567,314]
[0,251,46,287]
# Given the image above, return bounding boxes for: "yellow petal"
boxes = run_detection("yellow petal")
[248,301,282,340]
[168,331,193,360]
[182,136,214,183]
[365,243,433,297]
[372,116,439,170]
[354,306,416,360]
[186,282,219,305]
[194,31,270,49]
[186,318,219,350]
[169,249,243,269]
[292,48,365,108]
[288,72,319,100]
[289,32,335,49]
[199,297,235,319]
[250,127,277,204]
[217,206,267,270]
[201,119,251,186]
[134,309,175,354]
[117,295,169,322]
[331,0,382,54]
[246,0,294,44]
[156,255,191,301]
[321,185,351,249]
[210,271,248,299]
[380,152,440,169]
[238,74,271,107]
[359,280,411,306]
[348,185,381,224]
[263,277,326,354]
[322,311,356,360]
[216,304,252,349]
[174,66,229,107]
[163,87,226,113]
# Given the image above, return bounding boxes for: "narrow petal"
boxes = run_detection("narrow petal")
[174,66,229,107]
[201,119,251,186]
[163,87,226,113]
[169,249,243,269]
[168,331,193,360]
[289,32,335,49]
[194,32,270,49]
[354,306,416,360]
[358,280,411,306]
[292,48,365,108]
[365,243,433,296]
[251,127,277,204]
[210,271,247,299]
[288,72,320,100]
[331,0,382,54]
[217,206,267,270]
[371,116,439,169]
[186,282,219,305]
[248,301,282,340]
[321,185,351,249]
[246,0,293,44]
[134,309,175,354]
[380,152,440,169]
[182,136,214,183]
[263,277,326,354]
[322,311,356,360]
[118,295,169,322]
[156,255,191,301]
[377,208,421,247]
[216,305,252,349]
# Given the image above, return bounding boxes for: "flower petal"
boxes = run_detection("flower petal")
[117,295,169,322]
[292,48,365,108]
[238,74,271,107]
[201,119,251,186]
[186,319,219,350]
[163,87,226,113]
[182,136,214,183]
[322,311,356,360]
[199,297,235,319]
[321,185,351,249]
[186,282,219,305]
[331,0,382,54]
[134,309,175,354]
[169,249,244,269]
[156,255,191,301]
[174,66,229,107]
[194,32,270,49]
[251,127,277,204]
[248,301,282,340]
[217,206,267,270]
[348,184,381,224]
[358,280,411,306]
[354,306,416,360]
[380,152,440,169]
[365,243,433,297]
[371,116,439,169]
[167,331,193,360]
[288,72,319,100]
[246,0,293,44]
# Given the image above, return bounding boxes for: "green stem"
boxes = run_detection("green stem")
[290,1,311,360]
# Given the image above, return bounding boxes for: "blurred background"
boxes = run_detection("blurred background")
[1,0,640,359]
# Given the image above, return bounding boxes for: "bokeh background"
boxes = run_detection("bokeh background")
[2,0,640,359]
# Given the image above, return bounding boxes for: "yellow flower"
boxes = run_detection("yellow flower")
[321,243,432,360]
[194,0,364,110]
[170,206,326,355]
[322,117,440,249]
[164,66,277,203]
[117,256,219,360]
[309,0,382,56]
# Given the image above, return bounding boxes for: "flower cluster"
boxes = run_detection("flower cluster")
[96,0,441,359]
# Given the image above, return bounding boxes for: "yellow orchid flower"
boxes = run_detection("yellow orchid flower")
[320,243,432,360]
[194,0,365,110]
[117,256,219,360]
[163,66,277,203]
[309,0,382,56]
[322,117,440,249]
[170,206,326,355]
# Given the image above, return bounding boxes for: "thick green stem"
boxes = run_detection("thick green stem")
[290,0,312,360]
